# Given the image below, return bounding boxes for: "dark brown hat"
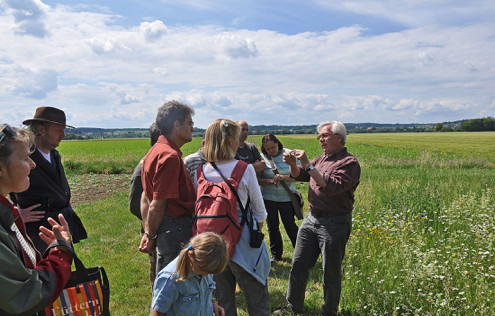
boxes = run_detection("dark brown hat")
[23,106,75,128]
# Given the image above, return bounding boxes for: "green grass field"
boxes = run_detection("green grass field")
[60,132,495,315]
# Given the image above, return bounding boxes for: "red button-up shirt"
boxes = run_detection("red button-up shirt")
[141,135,196,218]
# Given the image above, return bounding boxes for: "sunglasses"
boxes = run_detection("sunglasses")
[0,123,15,144]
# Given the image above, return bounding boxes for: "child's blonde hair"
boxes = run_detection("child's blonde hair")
[175,232,229,281]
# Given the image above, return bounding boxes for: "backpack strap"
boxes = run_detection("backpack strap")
[228,160,249,187]
[196,162,205,182]
[211,161,250,226]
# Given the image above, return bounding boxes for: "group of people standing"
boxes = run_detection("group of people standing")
[132,100,361,316]
[0,100,360,315]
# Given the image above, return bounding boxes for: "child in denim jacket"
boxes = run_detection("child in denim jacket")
[151,232,229,316]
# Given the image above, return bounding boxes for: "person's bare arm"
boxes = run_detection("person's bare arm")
[252,160,267,173]
[151,309,164,316]
[139,198,167,253]
[140,192,150,224]
[257,175,275,186]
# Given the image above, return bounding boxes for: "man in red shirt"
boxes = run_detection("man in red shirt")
[138,100,196,275]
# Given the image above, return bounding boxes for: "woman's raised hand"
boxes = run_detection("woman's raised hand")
[39,214,72,246]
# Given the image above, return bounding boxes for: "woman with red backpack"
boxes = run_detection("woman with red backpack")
[193,119,271,316]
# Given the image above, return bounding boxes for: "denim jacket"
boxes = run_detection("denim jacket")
[151,257,216,315]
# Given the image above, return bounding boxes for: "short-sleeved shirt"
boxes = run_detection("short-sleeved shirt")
[142,135,196,218]
[235,142,262,164]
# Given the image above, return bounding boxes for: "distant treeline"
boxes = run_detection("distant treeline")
[457,117,495,131]
[65,117,494,140]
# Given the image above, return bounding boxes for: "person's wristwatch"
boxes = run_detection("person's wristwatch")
[146,232,158,241]
[305,164,315,172]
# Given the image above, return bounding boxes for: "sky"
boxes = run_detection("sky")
[0,0,494,129]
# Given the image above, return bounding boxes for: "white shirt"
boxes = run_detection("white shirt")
[38,148,51,163]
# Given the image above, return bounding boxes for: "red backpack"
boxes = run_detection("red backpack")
[193,160,249,259]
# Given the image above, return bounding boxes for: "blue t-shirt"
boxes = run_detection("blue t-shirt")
[151,257,216,316]
[259,149,296,202]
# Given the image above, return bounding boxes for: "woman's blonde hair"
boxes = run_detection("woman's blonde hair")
[203,119,240,162]
[0,126,35,165]
[175,232,229,281]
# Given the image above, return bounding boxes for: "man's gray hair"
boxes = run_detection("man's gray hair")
[317,121,347,145]
[155,100,194,137]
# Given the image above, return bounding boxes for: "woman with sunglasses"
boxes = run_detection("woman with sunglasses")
[0,124,73,315]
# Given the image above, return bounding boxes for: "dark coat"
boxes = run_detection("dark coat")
[10,148,87,248]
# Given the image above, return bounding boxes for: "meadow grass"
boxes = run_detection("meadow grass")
[69,132,495,315]
[59,138,204,174]
[348,132,495,161]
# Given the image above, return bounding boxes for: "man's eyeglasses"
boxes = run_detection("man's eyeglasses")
[0,123,15,144]
[317,133,333,140]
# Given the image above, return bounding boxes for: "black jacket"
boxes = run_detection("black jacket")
[10,148,87,244]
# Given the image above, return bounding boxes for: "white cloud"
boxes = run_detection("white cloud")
[392,99,418,111]
[85,38,120,54]
[342,95,394,112]
[3,66,57,99]
[416,99,468,114]
[0,1,493,127]
[153,67,168,76]
[140,20,168,42]
[217,34,258,59]
[2,0,49,37]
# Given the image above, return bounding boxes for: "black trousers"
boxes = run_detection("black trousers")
[264,200,299,259]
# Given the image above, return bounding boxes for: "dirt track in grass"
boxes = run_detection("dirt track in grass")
[68,174,131,207]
